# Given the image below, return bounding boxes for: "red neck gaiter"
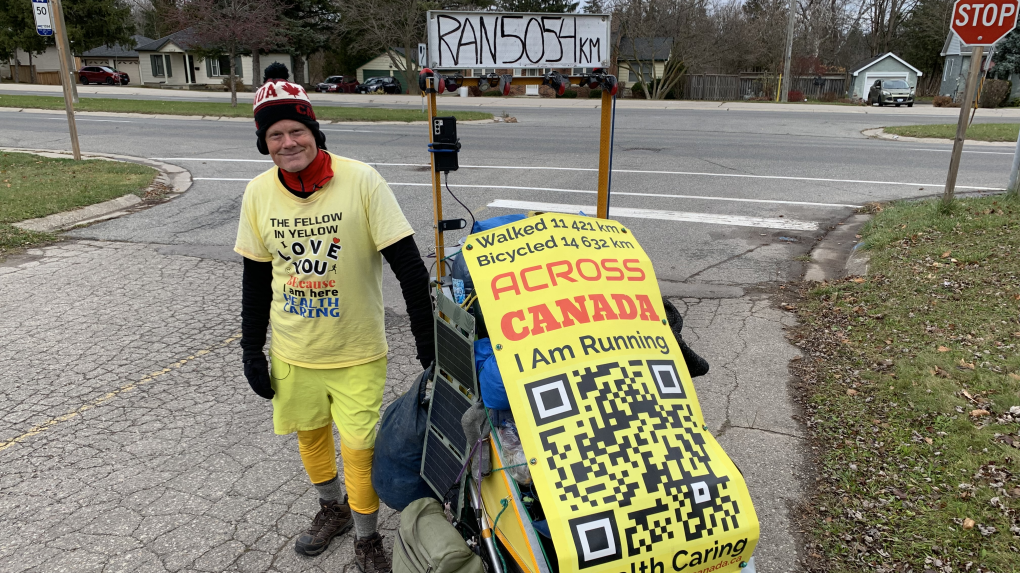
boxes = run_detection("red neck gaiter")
[280,149,333,194]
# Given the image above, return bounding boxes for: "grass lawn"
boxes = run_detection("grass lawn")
[884,123,1020,142]
[791,196,1020,572]
[0,94,494,122]
[0,152,157,259]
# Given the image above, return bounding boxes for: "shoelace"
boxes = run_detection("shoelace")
[360,536,388,567]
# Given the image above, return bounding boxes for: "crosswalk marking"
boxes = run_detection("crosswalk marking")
[487,199,819,231]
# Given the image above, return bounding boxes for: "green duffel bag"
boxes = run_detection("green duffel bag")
[393,498,485,573]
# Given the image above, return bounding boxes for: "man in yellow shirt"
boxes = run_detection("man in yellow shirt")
[235,64,434,571]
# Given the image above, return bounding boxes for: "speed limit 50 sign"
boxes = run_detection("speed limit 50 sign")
[952,0,1019,45]
[32,0,53,36]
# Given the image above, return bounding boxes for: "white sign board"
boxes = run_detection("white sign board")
[426,11,611,69]
[33,0,53,36]
[418,43,427,67]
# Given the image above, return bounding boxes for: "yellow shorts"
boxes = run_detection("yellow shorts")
[269,354,387,449]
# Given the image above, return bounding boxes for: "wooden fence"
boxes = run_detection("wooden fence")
[4,66,62,85]
[679,74,847,101]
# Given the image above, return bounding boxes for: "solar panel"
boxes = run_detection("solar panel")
[421,290,481,513]
[422,427,467,501]
[436,320,476,396]
[431,376,472,456]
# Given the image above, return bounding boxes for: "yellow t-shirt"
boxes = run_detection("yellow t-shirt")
[234,153,414,369]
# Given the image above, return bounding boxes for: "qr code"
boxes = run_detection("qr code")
[524,360,744,564]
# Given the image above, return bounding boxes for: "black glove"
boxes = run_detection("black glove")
[243,355,275,399]
[662,297,710,378]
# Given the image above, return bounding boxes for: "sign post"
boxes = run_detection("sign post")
[944,0,1018,209]
[38,0,80,160]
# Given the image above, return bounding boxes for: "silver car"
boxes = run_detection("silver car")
[867,79,914,107]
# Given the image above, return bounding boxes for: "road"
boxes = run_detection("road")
[1,96,1017,573]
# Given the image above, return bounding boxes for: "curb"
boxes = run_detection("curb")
[3,148,192,232]
[0,106,496,125]
[861,127,1016,147]
[803,213,872,282]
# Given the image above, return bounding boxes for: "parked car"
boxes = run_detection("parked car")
[355,76,402,94]
[78,66,129,85]
[315,76,359,93]
[867,79,914,107]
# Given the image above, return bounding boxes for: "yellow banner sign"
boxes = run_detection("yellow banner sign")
[465,214,759,573]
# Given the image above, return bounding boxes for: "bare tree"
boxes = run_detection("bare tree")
[338,0,430,95]
[611,0,718,99]
[173,0,289,106]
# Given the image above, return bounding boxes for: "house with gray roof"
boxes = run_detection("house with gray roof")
[617,37,673,88]
[939,31,1020,102]
[135,28,306,89]
[80,35,153,85]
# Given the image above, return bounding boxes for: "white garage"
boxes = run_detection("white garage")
[849,52,923,100]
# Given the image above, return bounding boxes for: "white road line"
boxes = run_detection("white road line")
[47,117,131,123]
[152,157,1001,190]
[189,177,857,208]
[388,182,861,208]
[321,128,383,133]
[487,200,819,231]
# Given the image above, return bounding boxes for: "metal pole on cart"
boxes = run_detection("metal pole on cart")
[596,89,614,219]
[426,76,447,284]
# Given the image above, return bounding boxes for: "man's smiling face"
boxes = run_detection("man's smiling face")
[266,120,317,172]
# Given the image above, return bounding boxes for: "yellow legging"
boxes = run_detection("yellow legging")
[297,424,379,514]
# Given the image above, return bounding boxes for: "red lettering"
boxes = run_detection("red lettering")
[623,259,645,281]
[546,260,576,286]
[611,294,637,320]
[520,265,548,291]
[501,310,529,341]
[528,304,563,335]
[491,272,521,301]
[601,259,624,281]
[555,296,590,327]
[636,294,660,321]
[589,294,619,321]
[576,259,602,281]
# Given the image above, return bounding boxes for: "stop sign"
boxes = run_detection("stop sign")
[952,0,1019,45]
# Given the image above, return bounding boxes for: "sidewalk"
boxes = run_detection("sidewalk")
[6,82,1020,117]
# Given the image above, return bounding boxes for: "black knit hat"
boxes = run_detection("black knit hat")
[253,64,326,154]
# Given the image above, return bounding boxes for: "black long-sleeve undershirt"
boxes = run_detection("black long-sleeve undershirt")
[240,235,435,367]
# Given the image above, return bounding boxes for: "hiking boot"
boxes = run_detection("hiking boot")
[355,532,392,573]
[294,496,353,556]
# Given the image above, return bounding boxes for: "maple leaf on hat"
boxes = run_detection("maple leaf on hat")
[282,83,304,97]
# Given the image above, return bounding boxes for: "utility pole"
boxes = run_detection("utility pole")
[780,0,796,103]
[51,0,78,103]
[47,0,81,159]
[943,46,984,211]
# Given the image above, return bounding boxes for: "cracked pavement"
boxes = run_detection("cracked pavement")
[0,239,807,573]
[670,296,806,572]
[0,242,421,573]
